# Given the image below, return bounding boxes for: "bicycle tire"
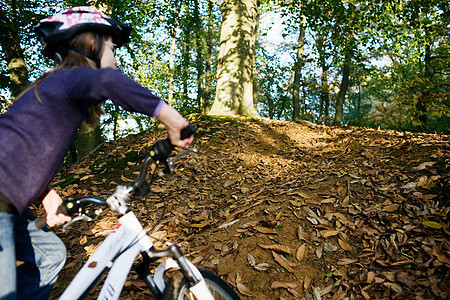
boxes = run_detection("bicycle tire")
[162,268,240,300]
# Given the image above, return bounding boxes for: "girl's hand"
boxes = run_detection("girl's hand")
[157,103,194,149]
[42,189,71,227]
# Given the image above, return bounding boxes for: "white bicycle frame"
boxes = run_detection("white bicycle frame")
[59,210,214,300]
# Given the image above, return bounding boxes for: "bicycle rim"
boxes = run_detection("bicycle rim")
[165,268,240,300]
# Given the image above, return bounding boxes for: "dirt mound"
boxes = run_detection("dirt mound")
[46,116,449,299]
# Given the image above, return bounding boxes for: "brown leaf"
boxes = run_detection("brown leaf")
[296,244,307,261]
[320,230,340,238]
[432,249,450,265]
[272,251,295,273]
[383,282,403,294]
[413,161,436,171]
[315,246,323,259]
[120,174,134,183]
[303,276,312,293]
[236,283,253,296]
[338,238,352,251]
[382,204,400,212]
[259,244,291,254]
[189,220,211,228]
[341,195,350,207]
[255,226,277,234]
[298,225,311,242]
[271,281,298,289]
[366,271,375,283]
[337,258,358,265]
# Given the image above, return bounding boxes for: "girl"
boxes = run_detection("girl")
[0,7,193,299]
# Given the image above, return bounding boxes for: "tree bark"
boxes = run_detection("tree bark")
[209,0,260,117]
[76,122,103,161]
[193,0,205,112]
[168,34,176,106]
[0,5,29,100]
[292,15,306,121]
[204,0,214,113]
[317,35,330,123]
[334,47,352,124]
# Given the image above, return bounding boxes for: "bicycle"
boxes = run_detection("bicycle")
[36,125,240,300]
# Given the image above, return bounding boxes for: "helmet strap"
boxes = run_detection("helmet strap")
[68,34,103,68]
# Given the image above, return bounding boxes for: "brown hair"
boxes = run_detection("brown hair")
[18,31,107,127]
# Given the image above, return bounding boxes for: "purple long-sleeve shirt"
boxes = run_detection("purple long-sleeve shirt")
[0,67,163,214]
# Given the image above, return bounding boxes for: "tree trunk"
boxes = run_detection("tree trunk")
[193,0,205,112]
[168,34,176,106]
[317,35,330,123]
[0,6,29,101]
[292,15,306,121]
[334,47,352,125]
[209,0,260,117]
[252,3,260,112]
[204,0,214,113]
[76,122,103,161]
[182,7,191,103]
[416,44,431,130]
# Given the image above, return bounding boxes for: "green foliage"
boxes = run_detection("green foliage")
[1,0,448,135]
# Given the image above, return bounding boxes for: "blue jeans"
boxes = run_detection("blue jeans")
[0,210,66,300]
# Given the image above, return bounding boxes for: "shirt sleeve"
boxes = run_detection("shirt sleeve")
[67,67,164,117]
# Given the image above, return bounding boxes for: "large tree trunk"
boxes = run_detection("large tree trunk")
[209,0,260,117]
[252,4,260,112]
[334,47,352,124]
[292,16,306,121]
[0,6,29,101]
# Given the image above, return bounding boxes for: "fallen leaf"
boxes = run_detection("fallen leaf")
[338,238,352,251]
[298,225,311,242]
[272,251,295,273]
[341,196,350,207]
[120,174,134,183]
[296,244,307,261]
[337,258,358,265]
[236,283,253,296]
[382,204,400,212]
[413,161,436,171]
[218,219,240,229]
[271,281,298,289]
[432,249,450,265]
[320,230,340,238]
[259,244,291,254]
[255,226,277,234]
[383,282,403,294]
[189,220,211,228]
[421,221,445,229]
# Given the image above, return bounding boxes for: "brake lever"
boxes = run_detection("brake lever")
[159,148,198,176]
[61,208,103,232]
[62,214,93,232]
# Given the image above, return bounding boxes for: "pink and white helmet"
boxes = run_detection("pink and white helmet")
[35,6,131,60]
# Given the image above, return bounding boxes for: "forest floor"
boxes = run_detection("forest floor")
[45,115,449,299]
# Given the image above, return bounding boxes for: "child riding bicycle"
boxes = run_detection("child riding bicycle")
[0,7,193,300]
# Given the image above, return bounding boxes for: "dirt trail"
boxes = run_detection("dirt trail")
[46,116,449,299]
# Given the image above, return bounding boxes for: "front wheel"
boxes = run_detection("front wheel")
[162,268,240,300]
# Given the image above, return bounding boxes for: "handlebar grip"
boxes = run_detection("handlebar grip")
[151,124,196,161]
[180,124,196,140]
[35,202,70,230]
[35,216,47,229]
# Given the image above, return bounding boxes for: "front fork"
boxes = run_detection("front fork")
[135,248,163,298]
[136,243,207,299]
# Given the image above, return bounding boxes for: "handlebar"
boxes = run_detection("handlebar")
[36,124,196,230]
